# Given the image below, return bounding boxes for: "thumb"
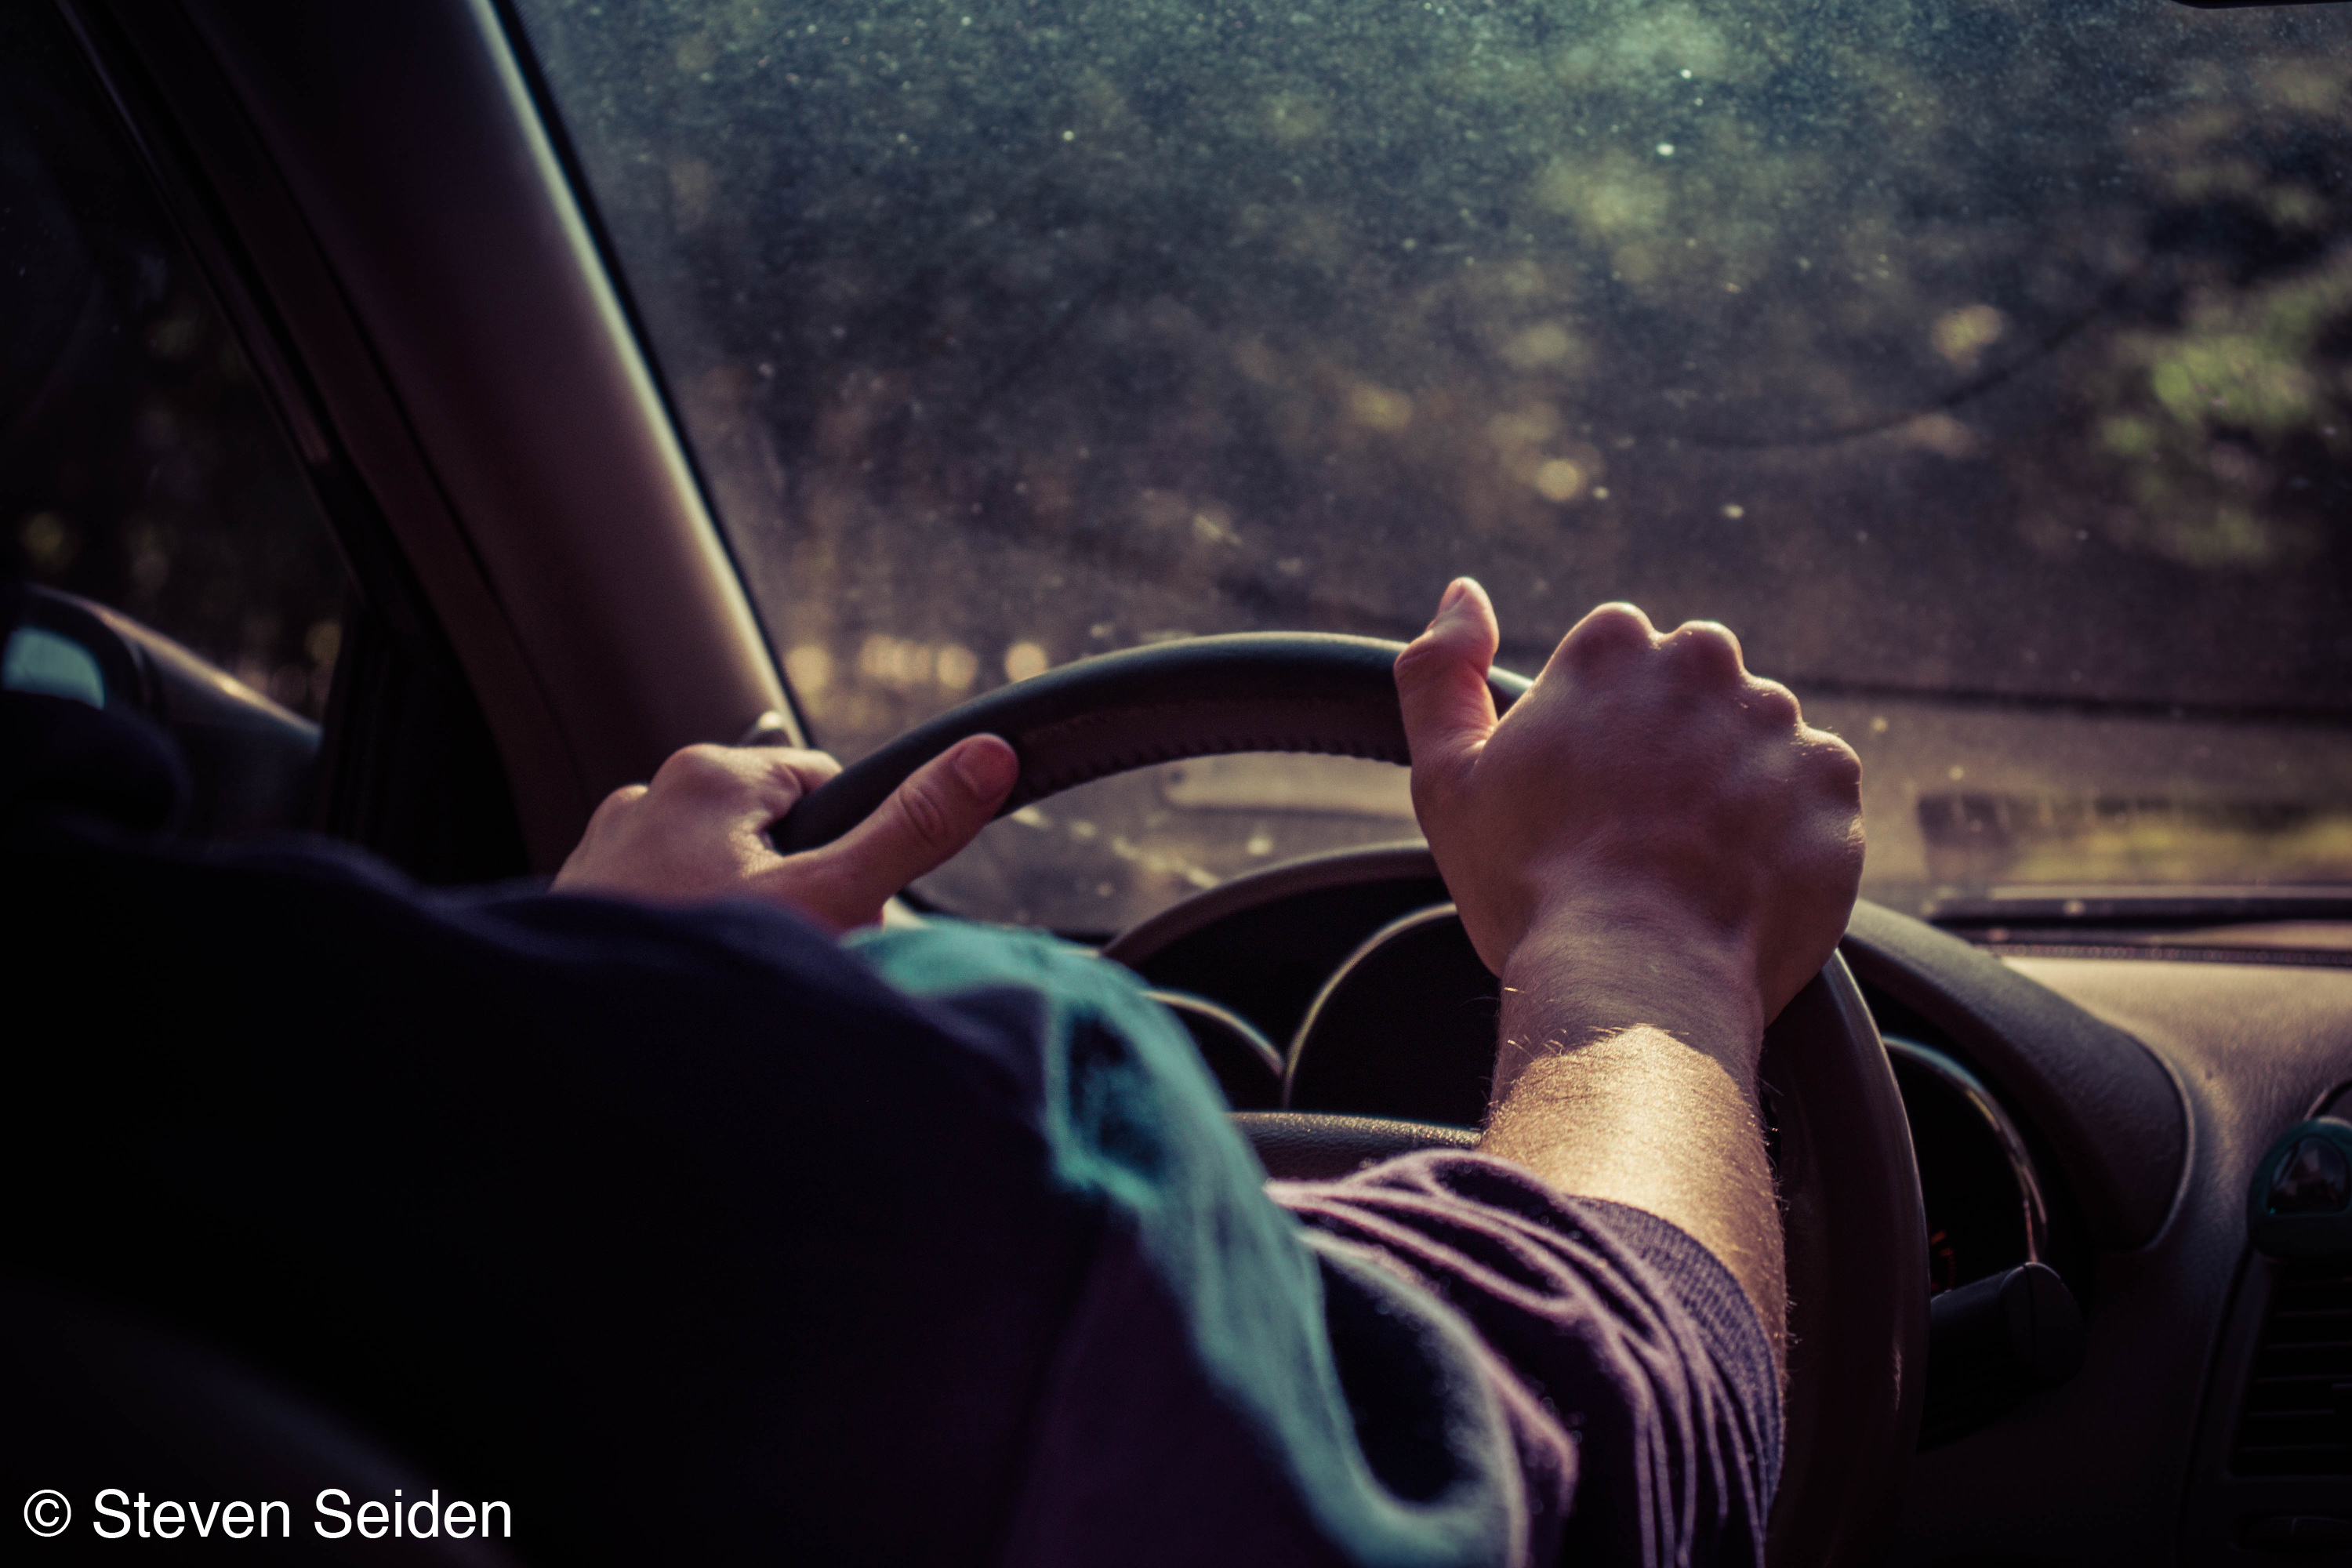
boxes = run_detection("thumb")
[1394,578,1501,789]
[777,735,1019,924]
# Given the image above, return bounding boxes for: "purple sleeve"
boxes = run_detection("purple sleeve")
[1272,1151,1780,1568]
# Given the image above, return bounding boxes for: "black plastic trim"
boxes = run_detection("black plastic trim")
[1844,898,2190,1250]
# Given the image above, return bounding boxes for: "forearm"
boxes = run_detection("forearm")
[1393,583,1857,1391]
[1475,920,1788,1376]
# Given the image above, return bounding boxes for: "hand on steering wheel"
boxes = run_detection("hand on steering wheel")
[1397,579,1866,1044]
[553,731,1017,932]
[1392,579,1867,1372]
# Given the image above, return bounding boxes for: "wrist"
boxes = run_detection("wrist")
[1494,895,1766,1095]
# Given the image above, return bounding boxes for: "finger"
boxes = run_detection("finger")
[1394,577,1501,780]
[647,743,812,821]
[784,734,1018,912]
[721,747,845,815]
[761,746,844,800]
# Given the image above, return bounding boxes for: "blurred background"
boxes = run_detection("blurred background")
[517,0,2352,928]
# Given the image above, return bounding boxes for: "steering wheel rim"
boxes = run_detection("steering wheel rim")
[770,633,1529,852]
[774,633,1926,1566]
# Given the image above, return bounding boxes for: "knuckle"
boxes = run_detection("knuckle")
[1392,635,1454,688]
[1396,615,1489,684]
[1566,602,1655,661]
[656,744,739,791]
[1662,620,1745,681]
[582,782,650,836]
[894,778,954,847]
[1806,731,1865,793]
[1745,677,1802,728]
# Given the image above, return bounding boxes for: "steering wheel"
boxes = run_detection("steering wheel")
[774,633,1927,1567]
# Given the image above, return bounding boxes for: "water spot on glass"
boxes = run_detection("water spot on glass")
[936,644,978,691]
[784,644,833,697]
[1534,459,1584,501]
[1004,641,1049,681]
[1348,385,1414,431]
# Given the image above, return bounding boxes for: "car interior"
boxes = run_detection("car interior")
[3,0,2349,1563]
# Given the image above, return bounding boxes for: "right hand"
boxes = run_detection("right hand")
[1392,579,1864,1058]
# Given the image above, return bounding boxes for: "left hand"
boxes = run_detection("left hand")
[551,733,1019,933]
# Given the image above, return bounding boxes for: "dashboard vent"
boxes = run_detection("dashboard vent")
[2232,1269,2352,1476]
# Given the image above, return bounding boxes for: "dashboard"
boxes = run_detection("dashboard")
[1097,844,2352,1566]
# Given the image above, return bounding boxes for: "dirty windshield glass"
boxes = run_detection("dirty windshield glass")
[516,0,2352,931]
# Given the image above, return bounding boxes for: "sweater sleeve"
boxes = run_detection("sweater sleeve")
[1273,1152,1781,1568]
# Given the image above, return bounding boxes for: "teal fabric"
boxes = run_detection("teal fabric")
[852,921,1523,1566]
[2,626,105,708]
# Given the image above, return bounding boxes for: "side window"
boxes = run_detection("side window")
[0,2,350,722]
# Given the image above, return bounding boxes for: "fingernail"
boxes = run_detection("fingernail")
[953,737,1018,798]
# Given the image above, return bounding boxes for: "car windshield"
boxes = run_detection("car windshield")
[514,0,2352,932]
